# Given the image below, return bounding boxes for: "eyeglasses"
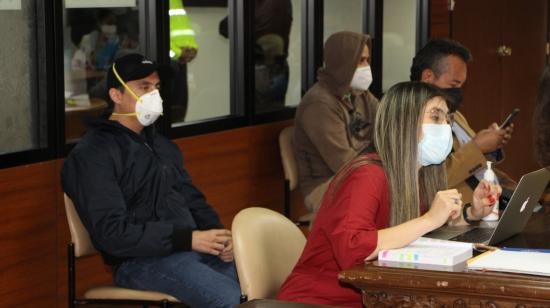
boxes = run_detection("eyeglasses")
[425,107,454,124]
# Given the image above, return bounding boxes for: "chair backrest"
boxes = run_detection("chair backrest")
[232,207,306,300]
[279,126,298,191]
[64,193,97,258]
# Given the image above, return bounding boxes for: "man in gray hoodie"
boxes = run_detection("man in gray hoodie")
[293,31,379,214]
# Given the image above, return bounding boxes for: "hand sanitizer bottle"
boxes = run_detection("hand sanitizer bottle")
[482,161,499,221]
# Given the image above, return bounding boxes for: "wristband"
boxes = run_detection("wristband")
[462,203,476,225]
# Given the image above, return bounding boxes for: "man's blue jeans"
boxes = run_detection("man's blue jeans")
[114,251,241,308]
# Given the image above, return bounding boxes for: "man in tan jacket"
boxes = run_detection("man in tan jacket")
[293,31,379,213]
[411,38,516,205]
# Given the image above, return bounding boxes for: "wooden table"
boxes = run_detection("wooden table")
[237,299,334,307]
[65,98,108,142]
[339,211,550,307]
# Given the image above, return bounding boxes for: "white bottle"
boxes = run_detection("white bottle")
[482,161,499,221]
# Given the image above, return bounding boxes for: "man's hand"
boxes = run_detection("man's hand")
[473,123,509,153]
[178,47,197,64]
[500,123,514,147]
[219,239,234,262]
[191,229,231,256]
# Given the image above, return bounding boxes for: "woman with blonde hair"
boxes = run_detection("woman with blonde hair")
[277,82,500,307]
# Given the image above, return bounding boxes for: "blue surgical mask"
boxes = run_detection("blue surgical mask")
[418,124,453,166]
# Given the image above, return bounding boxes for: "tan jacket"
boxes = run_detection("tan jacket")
[293,32,379,211]
[446,111,516,203]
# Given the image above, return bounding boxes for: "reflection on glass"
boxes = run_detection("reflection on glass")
[284,0,301,108]
[253,0,295,114]
[0,1,46,154]
[63,2,141,142]
[382,0,417,92]
[323,0,363,42]
[171,1,230,125]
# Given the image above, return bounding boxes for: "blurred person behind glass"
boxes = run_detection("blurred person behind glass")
[219,0,292,113]
[168,0,198,122]
[254,0,292,113]
[93,10,120,71]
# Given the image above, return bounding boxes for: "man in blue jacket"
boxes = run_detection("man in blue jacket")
[61,53,240,308]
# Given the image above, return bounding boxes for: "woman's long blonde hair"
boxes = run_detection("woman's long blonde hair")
[374,82,448,226]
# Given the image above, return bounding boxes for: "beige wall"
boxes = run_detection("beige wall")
[0,0,36,154]
[324,0,363,41]
[185,6,231,122]
[382,0,417,92]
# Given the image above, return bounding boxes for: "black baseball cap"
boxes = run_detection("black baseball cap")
[106,53,171,89]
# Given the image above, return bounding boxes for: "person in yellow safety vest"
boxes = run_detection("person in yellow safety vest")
[169,0,198,64]
[168,0,197,122]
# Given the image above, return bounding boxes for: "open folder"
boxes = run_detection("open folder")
[467,248,550,276]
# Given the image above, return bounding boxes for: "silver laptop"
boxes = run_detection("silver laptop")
[426,167,550,245]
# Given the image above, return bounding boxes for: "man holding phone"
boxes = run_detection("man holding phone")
[410,38,516,207]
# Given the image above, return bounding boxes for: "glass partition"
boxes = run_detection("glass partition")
[63,0,144,142]
[382,0,417,92]
[253,0,301,114]
[170,1,231,124]
[323,0,363,42]
[0,1,48,154]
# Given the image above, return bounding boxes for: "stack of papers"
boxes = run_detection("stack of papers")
[467,249,550,276]
[377,237,473,266]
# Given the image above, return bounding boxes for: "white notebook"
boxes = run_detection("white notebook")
[467,249,550,276]
[377,237,473,266]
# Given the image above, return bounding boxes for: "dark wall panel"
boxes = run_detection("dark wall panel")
[0,120,303,306]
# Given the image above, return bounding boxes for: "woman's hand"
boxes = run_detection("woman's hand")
[471,179,502,219]
[424,189,463,228]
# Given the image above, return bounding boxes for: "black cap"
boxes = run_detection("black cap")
[107,53,166,89]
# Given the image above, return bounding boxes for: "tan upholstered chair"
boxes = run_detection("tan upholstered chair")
[279,126,313,225]
[64,194,182,308]
[232,207,306,302]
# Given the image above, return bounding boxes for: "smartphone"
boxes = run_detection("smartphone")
[499,108,520,129]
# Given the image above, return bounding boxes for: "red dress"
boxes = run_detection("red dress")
[277,155,390,307]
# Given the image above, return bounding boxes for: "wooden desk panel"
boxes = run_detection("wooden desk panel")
[340,263,550,307]
[339,212,550,307]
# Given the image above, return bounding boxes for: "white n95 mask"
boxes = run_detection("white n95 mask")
[350,66,373,91]
[134,90,163,126]
[418,124,453,166]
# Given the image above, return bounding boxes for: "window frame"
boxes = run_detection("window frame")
[0,0,431,169]
[0,0,59,169]
[366,0,431,97]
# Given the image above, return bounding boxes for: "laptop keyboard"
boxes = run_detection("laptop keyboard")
[450,228,494,243]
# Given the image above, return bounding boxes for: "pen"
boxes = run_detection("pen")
[501,247,550,253]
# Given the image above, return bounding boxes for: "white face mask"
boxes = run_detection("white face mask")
[111,63,163,126]
[101,24,117,36]
[134,90,163,126]
[418,124,453,166]
[350,66,373,91]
